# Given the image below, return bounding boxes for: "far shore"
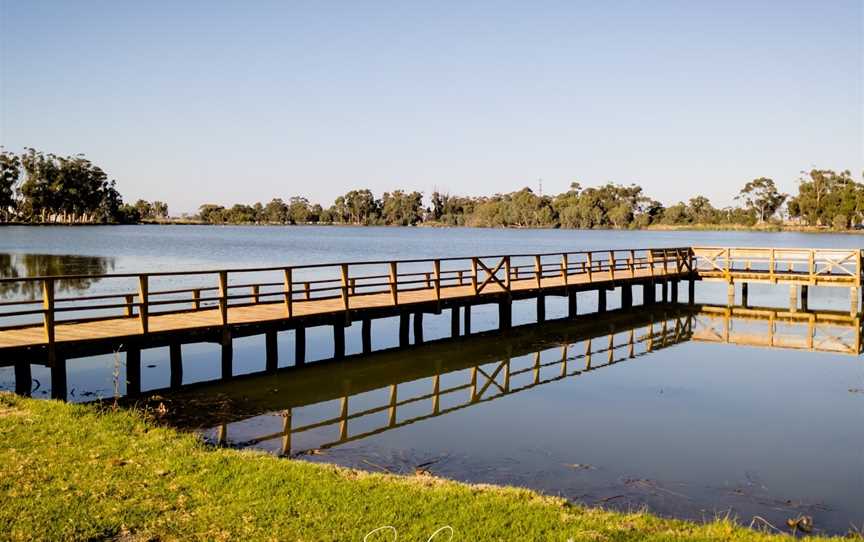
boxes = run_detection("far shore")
[2,220,863,235]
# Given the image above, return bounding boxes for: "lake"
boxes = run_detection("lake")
[1,225,862,534]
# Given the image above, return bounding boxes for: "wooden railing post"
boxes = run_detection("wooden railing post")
[283,268,293,317]
[251,284,260,304]
[138,274,149,334]
[389,262,398,306]
[561,254,568,286]
[218,271,228,325]
[808,251,815,284]
[534,255,542,288]
[192,289,200,310]
[504,256,512,290]
[629,249,636,278]
[340,264,350,311]
[769,249,775,283]
[42,278,55,361]
[586,252,593,282]
[304,282,311,300]
[609,251,616,280]
[433,259,441,301]
[124,294,134,317]
[471,258,479,295]
[648,251,655,278]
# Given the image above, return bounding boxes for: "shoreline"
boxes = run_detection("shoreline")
[0,393,845,541]
[1,220,862,234]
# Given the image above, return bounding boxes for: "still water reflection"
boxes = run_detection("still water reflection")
[1,228,863,534]
[118,304,864,535]
[0,252,114,299]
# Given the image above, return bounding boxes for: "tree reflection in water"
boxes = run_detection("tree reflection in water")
[0,253,115,299]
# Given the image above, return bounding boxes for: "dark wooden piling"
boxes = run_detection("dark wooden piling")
[265,330,278,372]
[688,278,695,305]
[498,299,512,330]
[126,346,141,396]
[170,342,183,388]
[598,288,607,313]
[741,282,749,308]
[671,280,678,303]
[568,290,577,319]
[450,306,460,338]
[463,305,472,335]
[801,285,808,311]
[294,327,306,366]
[361,318,372,353]
[333,320,345,359]
[621,284,632,308]
[413,312,424,344]
[399,313,410,347]
[14,361,31,396]
[50,357,67,400]
[536,295,546,323]
[661,281,668,303]
[220,333,233,379]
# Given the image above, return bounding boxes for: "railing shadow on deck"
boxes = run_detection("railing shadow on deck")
[111,302,861,457]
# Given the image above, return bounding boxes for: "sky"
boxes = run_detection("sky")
[0,0,861,214]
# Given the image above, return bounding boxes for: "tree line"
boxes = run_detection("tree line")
[195,169,863,230]
[2,148,859,230]
[0,148,170,224]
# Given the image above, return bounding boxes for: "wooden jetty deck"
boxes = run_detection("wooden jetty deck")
[1,246,862,395]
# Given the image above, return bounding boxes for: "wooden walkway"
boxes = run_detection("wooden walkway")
[1,246,862,366]
[0,248,694,363]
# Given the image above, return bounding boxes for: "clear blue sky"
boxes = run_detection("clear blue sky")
[1,0,861,214]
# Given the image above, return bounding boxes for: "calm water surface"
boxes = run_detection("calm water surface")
[1,226,862,534]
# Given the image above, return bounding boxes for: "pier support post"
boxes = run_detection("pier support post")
[361,318,372,354]
[536,295,546,324]
[671,280,678,303]
[741,283,749,308]
[220,332,233,380]
[450,306,460,338]
[294,327,306,366]
[567,290,577,319]
[170,343,183,388]
[265,330,278,372]
[126,346,141,396]
[399,313,410,347]
[498,299,512,330]
[14,361,31,396]
[789,284,798,313]
[661,281,668,303]
[621,284,632,308]
[800,285,808,312]
[598,288,607,313]
[413,312,424,344]
[50,357,67,400]
[333,320,346,359]
[727,283,735,306]
[851,287,858,316]
[688,279,695,305]
[643,283,653,306]
[463,305,472,335]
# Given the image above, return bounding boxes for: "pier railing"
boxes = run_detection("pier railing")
[692,247,862,286]
[0,247,693,345]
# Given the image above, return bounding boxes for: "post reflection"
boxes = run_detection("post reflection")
[131,302,860,458]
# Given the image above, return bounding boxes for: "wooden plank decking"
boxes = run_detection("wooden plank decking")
[1,245,861,363]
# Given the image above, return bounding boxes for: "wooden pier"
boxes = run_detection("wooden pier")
[0,246,861,399]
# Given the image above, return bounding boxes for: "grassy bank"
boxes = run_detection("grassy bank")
[0,394,847,541]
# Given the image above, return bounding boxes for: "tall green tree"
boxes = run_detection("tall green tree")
[737,177,786,223]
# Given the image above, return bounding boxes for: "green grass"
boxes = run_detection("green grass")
[0,393,850,541]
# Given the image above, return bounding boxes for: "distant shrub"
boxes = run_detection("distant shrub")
[832,214,849,230]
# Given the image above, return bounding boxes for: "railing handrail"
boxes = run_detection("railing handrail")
[0,246,693,284]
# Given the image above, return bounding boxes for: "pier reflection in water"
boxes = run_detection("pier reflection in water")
[129,302,863,534]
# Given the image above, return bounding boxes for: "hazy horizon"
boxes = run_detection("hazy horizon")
[1,1,861,214]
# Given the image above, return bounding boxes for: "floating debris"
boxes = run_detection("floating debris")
[564,463,596,471]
